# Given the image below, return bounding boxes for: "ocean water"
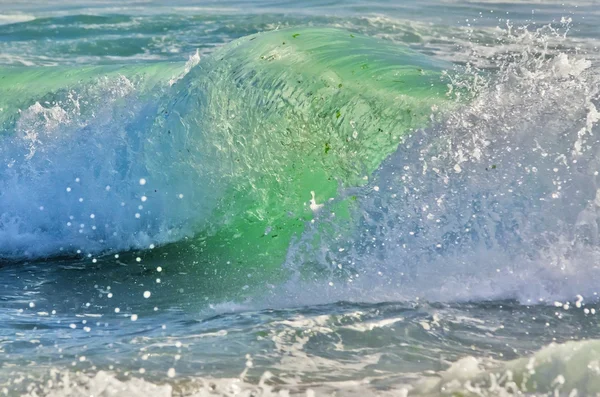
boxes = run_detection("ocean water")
[1,1,600,396]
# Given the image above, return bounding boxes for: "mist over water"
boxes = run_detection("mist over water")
[274,23,600,307]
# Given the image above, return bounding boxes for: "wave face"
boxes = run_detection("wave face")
[3,4,600,397]
[0,28,452,260]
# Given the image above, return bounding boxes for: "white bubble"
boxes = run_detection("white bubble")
[178,194,184,199]
[29,302,35,308]
[69,323,77,329]
[75,178,80,183]
[66,187,71,192]
[141,196,147,202]
[139,178,147,186]
[131,314,138,321]
[136,257,142,262]
[105,185,111,191]
[167,368,176,378]
[78,198,84,203]
[149,244,155,249]
[157,266,162,272]
[143,291,151,299]
[135,213,141,219]
[114,308,120,313]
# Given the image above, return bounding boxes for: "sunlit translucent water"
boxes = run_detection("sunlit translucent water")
[1,1,600,396]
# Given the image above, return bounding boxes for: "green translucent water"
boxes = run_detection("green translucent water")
[150,28,454,280]
[2,3,600,397]
[0,27,456,282]
[0,63,184,129]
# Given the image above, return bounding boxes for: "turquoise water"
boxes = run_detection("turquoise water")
[1,1,600,396]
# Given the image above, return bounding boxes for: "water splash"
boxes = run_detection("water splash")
[284,22,600,304]
[0,65,213,259]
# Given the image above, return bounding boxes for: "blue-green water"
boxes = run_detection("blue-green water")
[1,1,600,396]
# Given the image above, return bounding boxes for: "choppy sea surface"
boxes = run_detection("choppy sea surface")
[1,1,600,396]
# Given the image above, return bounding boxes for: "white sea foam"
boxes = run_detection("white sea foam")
[281,23,600,305]
[14,339,600,396]
[0,14,35,25]
[414,339,600,396]
[0,70,219,259]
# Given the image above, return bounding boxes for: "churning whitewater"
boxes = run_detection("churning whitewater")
[1,1,600,396]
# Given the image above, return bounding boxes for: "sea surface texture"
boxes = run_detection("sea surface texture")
[1,1,600,396]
